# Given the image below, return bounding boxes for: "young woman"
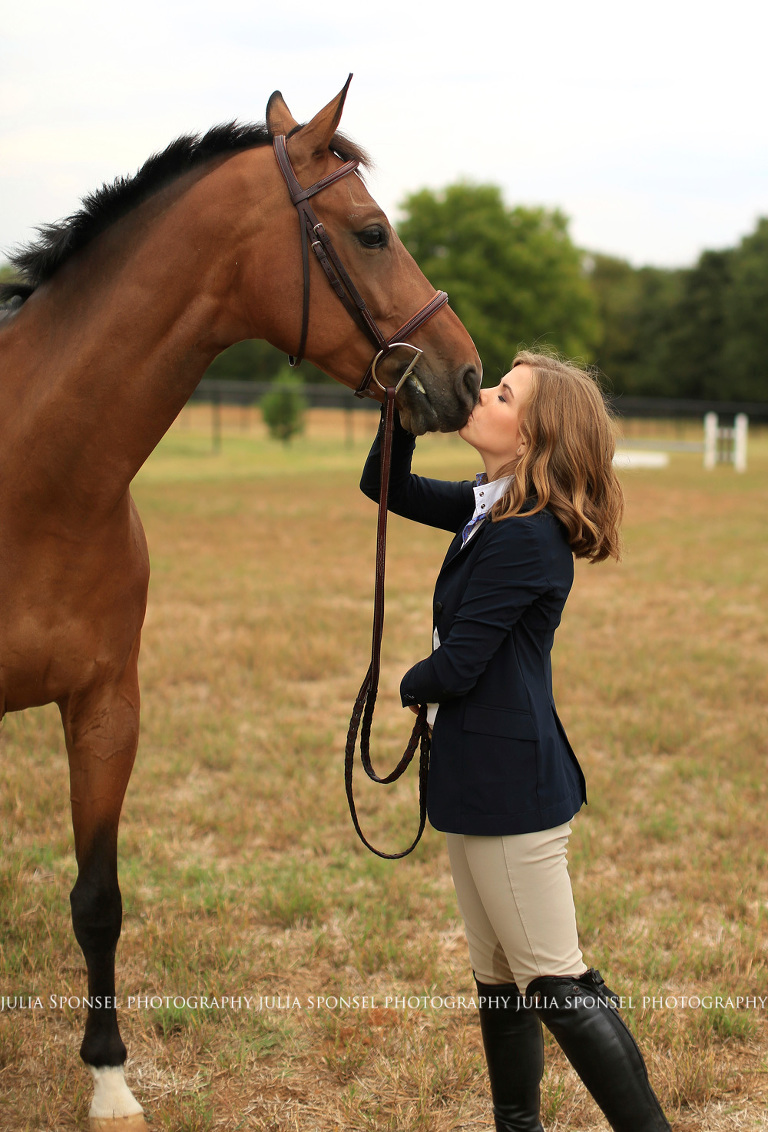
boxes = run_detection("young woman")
[360,351,671,1132]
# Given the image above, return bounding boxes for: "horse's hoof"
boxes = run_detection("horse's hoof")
[88,1064,145,1129]
[90,1116,148,1132]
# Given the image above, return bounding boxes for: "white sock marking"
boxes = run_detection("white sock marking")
[88,1065,144,1118]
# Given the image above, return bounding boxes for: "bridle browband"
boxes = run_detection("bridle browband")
[272,133,448,397]
[273,132,441,857]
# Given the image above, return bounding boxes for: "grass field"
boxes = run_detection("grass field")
[1,406,767,1131]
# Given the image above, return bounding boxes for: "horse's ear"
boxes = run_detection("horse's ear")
[266,90,300,137]
[287,75,353,163]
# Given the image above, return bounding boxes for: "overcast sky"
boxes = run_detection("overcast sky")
[2,0,767,270]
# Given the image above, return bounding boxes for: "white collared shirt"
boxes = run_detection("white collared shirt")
[463,472,514,545]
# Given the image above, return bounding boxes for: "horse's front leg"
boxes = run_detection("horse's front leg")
[61,642,147,1132]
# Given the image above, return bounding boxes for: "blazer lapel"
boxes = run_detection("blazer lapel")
[442,532,464,568]
[442,516,488,569]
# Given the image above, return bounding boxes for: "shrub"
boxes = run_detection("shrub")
[260,371,307,445]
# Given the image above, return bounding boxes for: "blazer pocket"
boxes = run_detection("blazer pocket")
[463,703,539,741]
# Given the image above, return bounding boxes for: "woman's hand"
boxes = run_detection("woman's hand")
[407,704,420,715]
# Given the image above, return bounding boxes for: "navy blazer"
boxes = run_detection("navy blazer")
[360,410,586,836]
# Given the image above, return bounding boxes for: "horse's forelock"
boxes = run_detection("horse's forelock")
[330,130,372,173]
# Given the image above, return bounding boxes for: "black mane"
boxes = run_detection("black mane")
[1,123,369,304]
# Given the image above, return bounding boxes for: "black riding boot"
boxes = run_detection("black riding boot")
[527,968,671,1132]
[475,978,545,1132]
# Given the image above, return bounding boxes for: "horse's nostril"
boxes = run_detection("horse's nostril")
[461,364,481,404]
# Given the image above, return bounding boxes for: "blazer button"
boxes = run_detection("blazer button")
[434,601,443,615]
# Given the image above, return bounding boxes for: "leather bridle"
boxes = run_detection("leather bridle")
[273,134,438,857]
[273,133,449,397]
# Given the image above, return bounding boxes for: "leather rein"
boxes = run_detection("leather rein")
[273,134,439,857]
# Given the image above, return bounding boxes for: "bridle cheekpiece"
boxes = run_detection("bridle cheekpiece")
[272,133,448,397]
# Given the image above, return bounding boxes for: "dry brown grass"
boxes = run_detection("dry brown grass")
[1,407,766,1130]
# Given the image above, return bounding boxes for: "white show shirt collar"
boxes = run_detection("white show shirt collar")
[471,472,512,519]
[461,473,513,547]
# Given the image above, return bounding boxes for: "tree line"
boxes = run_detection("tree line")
[589,224,768,401]
[3,191,766,401]
[397,185,767,401]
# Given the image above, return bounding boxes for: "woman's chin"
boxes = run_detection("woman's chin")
[458,425,478,449]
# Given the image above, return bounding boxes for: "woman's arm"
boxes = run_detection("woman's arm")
[360,407,474,532]
[400,517,561,705]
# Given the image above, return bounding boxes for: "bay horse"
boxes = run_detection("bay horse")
[0,79,481,1129]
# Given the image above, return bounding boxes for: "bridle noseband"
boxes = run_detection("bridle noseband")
[272,133,448,397]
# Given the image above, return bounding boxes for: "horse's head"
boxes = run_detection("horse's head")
[258,79,481,434]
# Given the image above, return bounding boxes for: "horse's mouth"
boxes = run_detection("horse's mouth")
[398,369,477,435]
[396,375,438,435]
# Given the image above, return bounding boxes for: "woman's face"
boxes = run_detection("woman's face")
[458,364,534,479]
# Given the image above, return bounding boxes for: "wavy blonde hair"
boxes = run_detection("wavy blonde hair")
[492,350,624,563]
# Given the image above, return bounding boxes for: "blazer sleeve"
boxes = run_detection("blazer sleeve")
[360,406,474,532]
[400,517,551,705]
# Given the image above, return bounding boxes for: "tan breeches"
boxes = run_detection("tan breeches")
[446,822,586,995]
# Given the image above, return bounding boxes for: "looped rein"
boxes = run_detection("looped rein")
[344,387,431,858]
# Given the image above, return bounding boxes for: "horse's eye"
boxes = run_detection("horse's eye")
[357,225,388,249]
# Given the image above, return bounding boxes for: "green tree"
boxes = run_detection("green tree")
[722,218,768,400]
[205,339,331,384]
[590,220,768,402]
[588,254,645,387]
[260,370,307,444]
[397,182,600,381]
[206,339,284,382]
[662,249,731,399]
[588,255,683,395]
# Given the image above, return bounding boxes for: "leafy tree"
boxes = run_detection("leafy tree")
[260,370,307,444]
[588,255,683,396]
[662,250,731,399]
[590,222,768,402]
[206,339,284,382]
[205,339,331,384]
[588,254,646,387]
[397,183,600,381]
[722,218,768,400]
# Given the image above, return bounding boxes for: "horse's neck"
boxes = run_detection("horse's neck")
[0,153,275,519]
